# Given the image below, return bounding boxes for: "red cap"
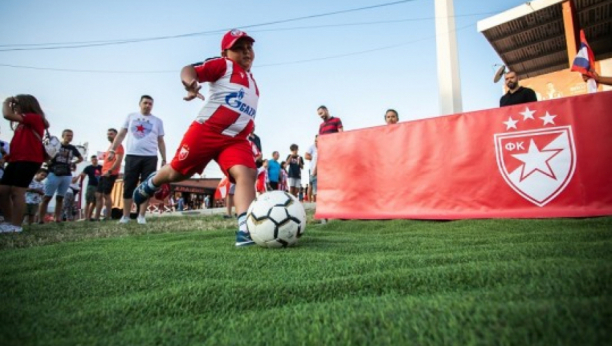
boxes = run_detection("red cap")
[221,29,255,50]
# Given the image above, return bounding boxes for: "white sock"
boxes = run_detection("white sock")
[237,213,248,233]
[147,177,159,190]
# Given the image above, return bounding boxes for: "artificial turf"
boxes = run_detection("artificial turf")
[0,216,610,345]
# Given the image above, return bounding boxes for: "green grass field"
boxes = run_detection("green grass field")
[1,215,611,345]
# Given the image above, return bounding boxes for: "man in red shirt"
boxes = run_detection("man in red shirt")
[94,128,124,221]
[318,106,343,135]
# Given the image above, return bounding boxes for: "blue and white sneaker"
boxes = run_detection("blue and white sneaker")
[133,172,158,207]
[235,231,255,247]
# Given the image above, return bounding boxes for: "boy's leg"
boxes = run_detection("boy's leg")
[38,173,60,223]
[230,166,257,214]
[134,121,216,210]
[53,176,71,222]
[54,196,64,222]
[133,165,190,207]
[229,165,257,247]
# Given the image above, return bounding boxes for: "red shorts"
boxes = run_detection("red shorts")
[170,121,256,181]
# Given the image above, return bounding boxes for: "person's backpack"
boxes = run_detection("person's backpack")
[30,128,61,160]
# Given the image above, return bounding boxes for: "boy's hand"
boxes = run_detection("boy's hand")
[183,80,204,101]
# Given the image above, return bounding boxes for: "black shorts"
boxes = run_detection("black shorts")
[123,155,158,199]
[0,161,42,188]
[269,182,279,190]
[97,175,118,195]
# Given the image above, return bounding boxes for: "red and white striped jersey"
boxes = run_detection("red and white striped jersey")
[194,57,259,138]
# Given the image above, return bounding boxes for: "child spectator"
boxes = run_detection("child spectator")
[24,169,48,225]
[62,183,80,221]
[285,144,304,197]
[0,95,49,233]
[256,159,268,195]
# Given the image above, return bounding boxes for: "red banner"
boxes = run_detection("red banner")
[315,92,612,219]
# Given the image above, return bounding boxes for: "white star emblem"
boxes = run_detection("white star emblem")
[540,112,557,125]
[503,116,518,130]
[519,107,536,120]
[511,139,562,181]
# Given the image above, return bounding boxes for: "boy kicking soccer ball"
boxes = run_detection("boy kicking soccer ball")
[133,29,259,246]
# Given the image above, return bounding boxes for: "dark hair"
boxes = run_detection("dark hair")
[140,95,154,103]
[91,155,97,159]
[317,105,327,111]
[385,109,399,120]
[62,129,73,136]
[272,151,279,156]
[255,159,263,168]
[10,94,46,131]
[37,168,48,175]
[13,94,45,116]
[290,144,298,151]
[107,128,118,134]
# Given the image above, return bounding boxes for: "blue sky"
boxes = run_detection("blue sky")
[0,0,526,178]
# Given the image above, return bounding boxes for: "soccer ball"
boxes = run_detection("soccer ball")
[246,191,306,248]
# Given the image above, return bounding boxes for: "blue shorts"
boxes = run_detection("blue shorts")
[310,175,318,194]
[45,173,72,198]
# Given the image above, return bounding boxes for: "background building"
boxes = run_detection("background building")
[478,0,612,97]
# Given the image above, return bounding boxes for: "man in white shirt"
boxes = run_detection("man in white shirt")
[108,95,166,224]
[304,135,318,202]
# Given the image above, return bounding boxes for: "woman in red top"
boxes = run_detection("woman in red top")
[0,95,48,233]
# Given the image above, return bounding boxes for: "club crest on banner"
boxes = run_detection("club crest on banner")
[494,107,576,207]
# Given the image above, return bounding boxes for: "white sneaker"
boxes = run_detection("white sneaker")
[0,224,22,233]
[118,216,130,224]
[137,215,146,225]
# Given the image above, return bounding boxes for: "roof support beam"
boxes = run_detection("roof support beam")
[435,0,462,115]
[562,0,579,68]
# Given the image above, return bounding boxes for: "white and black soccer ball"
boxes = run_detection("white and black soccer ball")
[246,191,306,248]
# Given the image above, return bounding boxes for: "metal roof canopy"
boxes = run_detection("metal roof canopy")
[478,0,612,79]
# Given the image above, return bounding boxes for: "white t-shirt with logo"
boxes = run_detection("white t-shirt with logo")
[306,144,317,174]
[122,113,165,156]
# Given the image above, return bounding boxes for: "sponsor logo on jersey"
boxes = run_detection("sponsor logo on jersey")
[225,88,256,118]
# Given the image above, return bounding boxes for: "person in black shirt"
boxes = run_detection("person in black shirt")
[39,129,83,223]
[499,71,538,107]
[73,155,102,221]
[285,144,304,198]
[249,128,262,153]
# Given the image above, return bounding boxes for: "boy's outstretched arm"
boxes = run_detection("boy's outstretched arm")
[181,66,204,101]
